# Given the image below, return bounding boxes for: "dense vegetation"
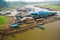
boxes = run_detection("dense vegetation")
[0,1,28,11]
[0,0,8,11]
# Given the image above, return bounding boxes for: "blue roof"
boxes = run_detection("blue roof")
[32,11,45,15]
[38,11,45,14]
[11,24,18,28]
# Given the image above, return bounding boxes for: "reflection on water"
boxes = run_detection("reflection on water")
[6,20,60,40]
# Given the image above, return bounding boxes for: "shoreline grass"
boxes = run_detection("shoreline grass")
[37,4,60,10]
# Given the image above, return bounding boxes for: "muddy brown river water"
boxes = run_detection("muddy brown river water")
[5,20,60,40]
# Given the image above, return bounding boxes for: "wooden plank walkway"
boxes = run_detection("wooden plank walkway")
[0,16,60,35]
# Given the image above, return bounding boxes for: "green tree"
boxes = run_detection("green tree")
[0,0,8,11]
